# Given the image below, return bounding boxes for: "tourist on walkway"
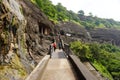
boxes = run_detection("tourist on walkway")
[52,38,56,51]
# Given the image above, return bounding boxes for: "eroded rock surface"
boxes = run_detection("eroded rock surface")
[0,0,54,80]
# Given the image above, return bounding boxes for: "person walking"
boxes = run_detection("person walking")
[53,41,56,51]
[51,38,56,51]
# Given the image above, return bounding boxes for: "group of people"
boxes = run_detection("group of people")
[51,35,64,51]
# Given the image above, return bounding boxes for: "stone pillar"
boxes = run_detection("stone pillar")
[44,28,48,35]
[41,27,43,35]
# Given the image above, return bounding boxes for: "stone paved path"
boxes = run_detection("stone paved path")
[40,49,78,80]
[51,49,66,58]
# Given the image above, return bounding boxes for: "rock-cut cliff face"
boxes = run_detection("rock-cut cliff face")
[0,0,54,80]
[20,0,53,62]
[0,0,28,79]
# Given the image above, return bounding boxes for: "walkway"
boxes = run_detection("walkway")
[41,49,78,80]
[51,49,66,58]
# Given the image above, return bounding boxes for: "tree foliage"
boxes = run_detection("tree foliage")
[70,41,120,79]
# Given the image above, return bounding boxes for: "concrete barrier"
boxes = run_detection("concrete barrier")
[25,55,50,80]
[68,55,98,80]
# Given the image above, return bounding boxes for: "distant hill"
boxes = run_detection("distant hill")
[56,22,120,47]
[33,0,120,29]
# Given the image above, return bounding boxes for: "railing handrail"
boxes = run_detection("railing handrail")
[63,43,74,56]
[63,43,98,80]
[25,55,50,80]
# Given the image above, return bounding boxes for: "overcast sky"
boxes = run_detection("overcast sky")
[50,0,120,21]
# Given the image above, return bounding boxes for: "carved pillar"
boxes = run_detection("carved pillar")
[41,27,43,35]
[44,28,48,35]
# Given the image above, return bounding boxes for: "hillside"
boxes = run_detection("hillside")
[89,28,120,46]
[34,0,120,29]
[56,22,120,46]
[0,0,120,80]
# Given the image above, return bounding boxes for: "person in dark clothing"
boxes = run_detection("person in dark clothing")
[51,38,56,51]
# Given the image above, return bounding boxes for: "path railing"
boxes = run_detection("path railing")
[25,55,50,80]
[64,43,73,56]
[63,43,98,80]
[26,42,98,80]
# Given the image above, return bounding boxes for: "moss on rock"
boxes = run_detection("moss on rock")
[0,54,27,80]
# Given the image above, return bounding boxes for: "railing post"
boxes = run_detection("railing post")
[48,45,52,58]
[63,43,71,57]
[50,45,52,58]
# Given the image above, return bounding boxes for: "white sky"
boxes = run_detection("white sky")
[50,0,120,21]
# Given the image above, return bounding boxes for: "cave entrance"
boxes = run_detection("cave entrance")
[39,23,51,35]
[39,23,51,45]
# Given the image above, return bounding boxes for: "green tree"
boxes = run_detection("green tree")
[78,10,85,20]
[68,10,79,22]
[55,3,69,21]
[89,12,93,17]
[78,10,84,16]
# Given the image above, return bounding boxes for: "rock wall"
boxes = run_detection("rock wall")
[0,0,54,80]
[0,0,29,79]
[56,22,90,43]
[20,0,53,62]
[57,22,120,47]
[89,28,120,46]
[0,0,27,64]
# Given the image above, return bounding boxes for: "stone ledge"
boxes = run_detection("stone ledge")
[68,55,98,80]
[25,55,50,80]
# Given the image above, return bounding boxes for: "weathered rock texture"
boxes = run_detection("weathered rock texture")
[56,22,90,43]
[0,0,28,79]
[19,0,53,62]
[89,28,120,46]
[57,22,120,47]
[0,0,54,80]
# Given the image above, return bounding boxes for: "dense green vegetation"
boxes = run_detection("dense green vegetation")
[32,0,120,29]
[70,41,120,80]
